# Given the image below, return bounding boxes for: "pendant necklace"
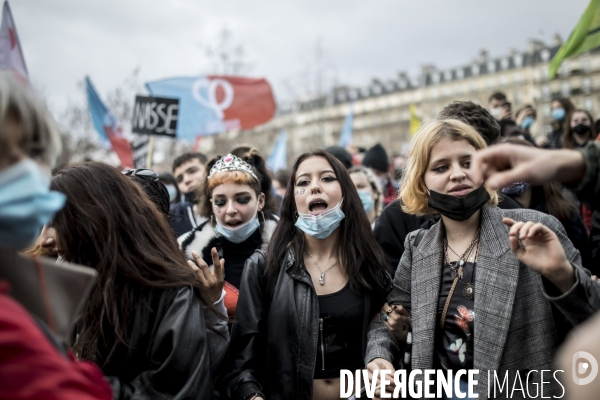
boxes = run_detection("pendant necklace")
[306,251,339,285]
[444,227,480,280]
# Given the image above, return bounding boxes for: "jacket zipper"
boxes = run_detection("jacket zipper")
[319,318,325,370]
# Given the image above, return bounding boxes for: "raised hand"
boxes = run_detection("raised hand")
[188,247,225,304]
[502,218,575,293]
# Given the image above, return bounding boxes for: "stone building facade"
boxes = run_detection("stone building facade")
[206,37,600,169]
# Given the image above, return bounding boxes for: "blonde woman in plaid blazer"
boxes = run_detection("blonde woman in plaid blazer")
[365,119,600,399]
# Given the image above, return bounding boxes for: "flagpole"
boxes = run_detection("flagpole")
[146,135,155,169]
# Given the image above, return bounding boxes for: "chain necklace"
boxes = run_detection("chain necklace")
[443,227,480,280]
[306,251,339,285]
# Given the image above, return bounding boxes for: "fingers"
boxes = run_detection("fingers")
[502,217,516,227]
[191,251,211,281]
[508,235,524,257]
[210,247,225,281]
[487,165,529,190]
[518,221,536,240]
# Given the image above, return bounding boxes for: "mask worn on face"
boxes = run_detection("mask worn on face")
[573,123,591,136]
[552,108,566,122]
[520,116,535,130]
[501,181,531,197]
[165,185,177,202]
[427,185,490,222]
[490,107,504,121]
[358,191,374,213]
[0,159,66,250]
[295,200,345,239]
[214,213,260,243]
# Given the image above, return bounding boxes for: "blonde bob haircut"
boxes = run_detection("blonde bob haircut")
[400,118,498,216]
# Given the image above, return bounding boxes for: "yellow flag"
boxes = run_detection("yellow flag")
[409,104,421,135]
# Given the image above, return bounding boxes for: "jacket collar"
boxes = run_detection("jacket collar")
[410,205,518,382]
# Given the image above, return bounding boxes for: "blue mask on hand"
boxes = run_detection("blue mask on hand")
[552,108,565,122]
[0,159,66,250]
[214,214,260,243]
[520,116,534,130]
[295,201,345,239]
[358,191,374,213]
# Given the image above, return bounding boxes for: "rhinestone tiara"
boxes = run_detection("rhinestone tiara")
[207,154,259,182]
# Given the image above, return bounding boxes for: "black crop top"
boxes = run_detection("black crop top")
[314,283,365,379]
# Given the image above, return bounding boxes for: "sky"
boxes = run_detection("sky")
[12,0,591,117]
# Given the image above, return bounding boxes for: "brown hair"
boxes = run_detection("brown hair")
[50,162,216,364]
[551,97,575,131]
[563,109,597,149]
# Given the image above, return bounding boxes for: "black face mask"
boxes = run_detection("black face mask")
[427,185,490,221]
[573,123,591,136]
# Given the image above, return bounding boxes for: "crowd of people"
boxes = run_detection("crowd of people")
[2,68,600,400]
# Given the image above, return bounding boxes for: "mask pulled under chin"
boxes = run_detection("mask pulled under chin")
[295,201,345,239]
[427,185,490,222]
[214,214,260,243]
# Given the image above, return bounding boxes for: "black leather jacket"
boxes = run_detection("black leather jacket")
[101,286,213,399]
[225,250,391,400]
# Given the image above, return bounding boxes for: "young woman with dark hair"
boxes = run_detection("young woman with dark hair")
[179,149,278,318]
[536,98,575,148]
[225,149,391,400]
[49,161,227,399]
[563,109,598,149]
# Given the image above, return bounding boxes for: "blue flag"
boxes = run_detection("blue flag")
[338,101,354,148]
[267,130,287,172]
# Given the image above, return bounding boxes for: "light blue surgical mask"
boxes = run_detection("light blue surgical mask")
[165,184,177,202]
[520,116,534,130]
[214,213,260,243]
[552,108,565,122]
[358,191,374,213]
[0,159,66,250]
[295,201,345,239]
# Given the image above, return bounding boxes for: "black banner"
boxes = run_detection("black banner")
[132,95,179,137]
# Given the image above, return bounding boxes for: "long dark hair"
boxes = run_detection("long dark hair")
[265,150,388,294]
[50,162,213,364]
[563,109,597,149]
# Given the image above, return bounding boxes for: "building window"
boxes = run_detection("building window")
[514,54,523,68]
[432,74,439,84]
[585,96,593,111]
[540,67,548,81]
[562,81,570,97]
[501,58,509,70]
[541,85,550,100]
[584,77,592,93]
[583,59,591,74]
[445,71,452,81]
[488,61,496,73]
[514,73,521,84]
[457,69,464,79]
[472,64,480,76]
[541,49,551,62]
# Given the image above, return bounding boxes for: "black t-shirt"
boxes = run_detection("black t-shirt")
[436,261,476,371]
[314,283,365,379]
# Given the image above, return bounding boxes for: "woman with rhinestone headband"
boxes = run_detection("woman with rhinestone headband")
[224,149,391,400]
[179,150,278,319]
[365,119,600,399]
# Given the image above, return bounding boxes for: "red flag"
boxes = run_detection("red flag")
[0,1,28,83]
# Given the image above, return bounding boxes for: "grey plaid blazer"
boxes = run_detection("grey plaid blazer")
[366,205,600,399]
